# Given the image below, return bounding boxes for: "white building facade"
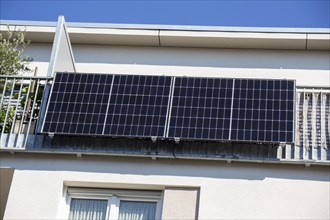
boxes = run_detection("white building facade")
[0,17,329,219]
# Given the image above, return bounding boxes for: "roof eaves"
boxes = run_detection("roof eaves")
[1,19,330,34]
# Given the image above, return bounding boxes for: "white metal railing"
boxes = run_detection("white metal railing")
[0,77,329,161]
[296,88,330,150]
[0,75,52,149]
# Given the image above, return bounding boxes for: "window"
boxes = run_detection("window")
[65,188,162,220]
[69,199,108,220]
[118,201,157,220]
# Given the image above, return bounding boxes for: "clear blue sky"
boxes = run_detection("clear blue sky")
[1,0,329,28]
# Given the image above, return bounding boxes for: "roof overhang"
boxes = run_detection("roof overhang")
[1,20,329,50]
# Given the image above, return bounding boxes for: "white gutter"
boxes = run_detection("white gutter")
[1,19,329,50]
[1,19,330,34]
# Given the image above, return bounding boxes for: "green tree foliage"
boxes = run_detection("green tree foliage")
[0,27,33,133]
[0,26,32,75]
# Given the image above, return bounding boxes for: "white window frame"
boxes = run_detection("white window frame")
[62,187,163,220]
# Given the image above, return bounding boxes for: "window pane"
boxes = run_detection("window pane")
[119,201,157,220]
[69,199,107,220]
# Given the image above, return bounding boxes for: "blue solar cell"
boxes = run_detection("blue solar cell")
[103,75,171,137]
[230,79,295,143]
[43,73,171,138]
[43,72,295,143]
[43,73,113,135]
[168,77,295,143]
[167,77,233,140]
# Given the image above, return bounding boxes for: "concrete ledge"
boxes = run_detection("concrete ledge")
[0,25,55,43]
[68,27,160,46]
[160,31,307,50]
[1,23,330,50]
[307,34,330,50]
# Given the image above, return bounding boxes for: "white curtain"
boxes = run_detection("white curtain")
[118,201,157,220]
[69,199,108,220]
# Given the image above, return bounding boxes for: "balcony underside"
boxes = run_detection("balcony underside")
[1,133,329,165]
[0,76,329,166]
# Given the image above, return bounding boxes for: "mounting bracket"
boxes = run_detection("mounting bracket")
[151,136,157,143]
[48,133,55,139]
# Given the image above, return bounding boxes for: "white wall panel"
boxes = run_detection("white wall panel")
[72,45,330,87]
[1,154,329,220]
[21,43,52,76]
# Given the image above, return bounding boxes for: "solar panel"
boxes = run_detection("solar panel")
[230,79,295,143]
[42,73,172,138]
[42,72,295,143]
[42,73,113,135]
[167,77,234,140]
[167,77,295,143]
[103,75,171,137]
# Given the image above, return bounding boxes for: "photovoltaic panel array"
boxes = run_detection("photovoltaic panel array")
[42,72,295,144]
[103,75,171,137]
[167,77,295,143]
[167,77,234,140]
[230,79,295,143]
[42,73,113,135]
[42,73,171,137]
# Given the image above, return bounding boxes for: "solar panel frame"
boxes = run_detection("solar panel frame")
[41,72,296,144]
[167,76,234,141]
[41,72,172,139]
[103,74,172,138]
[166,76,296,144]
[41,72,114,136]
[230,79,295,143]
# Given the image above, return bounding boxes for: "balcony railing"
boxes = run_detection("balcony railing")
[0,75,52,149]
[296,88,330,150]
[0,75,329,164]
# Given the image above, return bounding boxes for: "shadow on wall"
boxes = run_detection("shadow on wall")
[1,153,329,182]
[23,43,53,63]
[72,45,330,71]
[0,168,14,219]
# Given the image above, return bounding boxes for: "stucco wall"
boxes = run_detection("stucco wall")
[7,37,330,220]
[72,45,330,87]
[1,153,329,220]
[22,43,52,76]
[162,187,199,219]
[23,43,330,87]
[0,168,14,220]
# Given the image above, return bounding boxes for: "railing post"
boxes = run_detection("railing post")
[0,76,52,149]
[1,78,16,136]
[35,79,51,133]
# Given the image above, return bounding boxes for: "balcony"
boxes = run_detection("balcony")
[0,76,51,149]
[0,75,329,165]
